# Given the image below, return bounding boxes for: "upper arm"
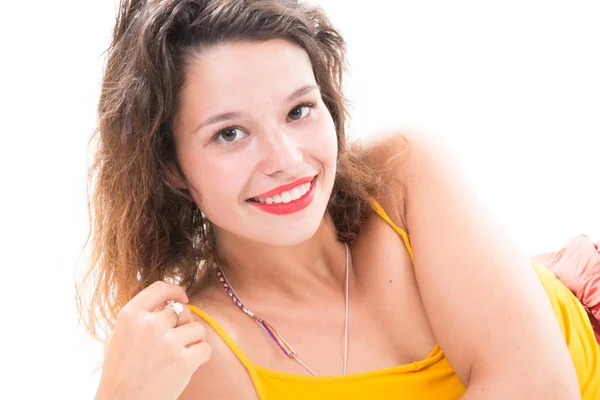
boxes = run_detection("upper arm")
[365,130,580,397]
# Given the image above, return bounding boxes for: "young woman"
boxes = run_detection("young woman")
[80,1,600,399]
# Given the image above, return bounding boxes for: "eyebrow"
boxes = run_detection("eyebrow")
[191,84,320,135]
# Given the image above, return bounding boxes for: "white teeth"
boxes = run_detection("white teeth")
[280,191,292,203]
[290,187,302,200]
[254,180,313,204]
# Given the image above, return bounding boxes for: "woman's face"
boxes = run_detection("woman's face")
[172,39,338,246]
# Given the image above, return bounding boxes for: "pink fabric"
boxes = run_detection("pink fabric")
[530,235,600,344]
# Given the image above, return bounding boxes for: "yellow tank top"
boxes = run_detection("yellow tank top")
[188,200,600,399]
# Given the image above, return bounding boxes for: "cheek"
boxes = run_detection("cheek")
[309,112,338,164]
[180,149,249,209]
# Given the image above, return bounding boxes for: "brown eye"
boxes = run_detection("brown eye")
[287,104,313,121]
[217,127,246,143]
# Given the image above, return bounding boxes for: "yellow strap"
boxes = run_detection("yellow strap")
[185,200,410,398]
[369,199,413,262]
[186,304,267,399]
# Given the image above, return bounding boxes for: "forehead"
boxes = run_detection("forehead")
[180,39,316,111]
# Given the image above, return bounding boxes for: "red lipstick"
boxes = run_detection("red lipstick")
[253,176,315,199]
[249,176,317,215]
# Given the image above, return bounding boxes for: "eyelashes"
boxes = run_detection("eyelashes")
[214,126,247,144]
[287,102,315,122]
[211,101,316,144]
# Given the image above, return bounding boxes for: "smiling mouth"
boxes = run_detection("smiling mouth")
[248,177,316,205]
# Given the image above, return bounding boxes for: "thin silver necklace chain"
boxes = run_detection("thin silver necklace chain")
[214,242,350,377]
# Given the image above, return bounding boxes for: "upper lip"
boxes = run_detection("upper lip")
[251,176,315,199]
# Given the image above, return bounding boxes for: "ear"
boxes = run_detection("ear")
[165,160,188,190]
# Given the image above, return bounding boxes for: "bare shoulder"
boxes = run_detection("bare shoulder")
[359,129,581,394]
[356,129,453,184]
[354,129,443,233]
[178,291,259,400]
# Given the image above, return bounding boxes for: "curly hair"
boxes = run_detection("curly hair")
[77,0,381,342]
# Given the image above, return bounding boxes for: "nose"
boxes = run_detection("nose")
[257,126,303,175]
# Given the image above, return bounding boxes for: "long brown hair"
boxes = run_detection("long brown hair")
[77,0,380,342]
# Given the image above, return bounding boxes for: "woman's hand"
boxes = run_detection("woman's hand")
[95,281,211,400]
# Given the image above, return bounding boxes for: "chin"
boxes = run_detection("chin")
[262,226,321,247]
[246,207,324,247]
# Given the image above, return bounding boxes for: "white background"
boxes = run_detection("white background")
[1,0,598,398]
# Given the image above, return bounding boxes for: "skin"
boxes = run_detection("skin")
[171,39,341,293]
[141,39,580,399]
[96,282,210,400]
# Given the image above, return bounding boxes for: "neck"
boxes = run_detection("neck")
[211,213,349,307]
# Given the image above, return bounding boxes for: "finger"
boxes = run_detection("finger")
[154,308,179,329]
[155,303,194,329]
[154,301,194,325]
[166,321,206,347]
[185,341,212,368]
[128,281,189,312]
[152,301,195,323]
[176,305,194,326]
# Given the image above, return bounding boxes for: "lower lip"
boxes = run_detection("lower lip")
[249,178,317,215]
